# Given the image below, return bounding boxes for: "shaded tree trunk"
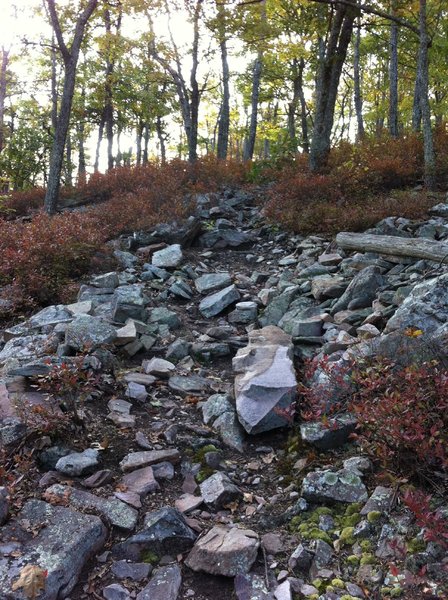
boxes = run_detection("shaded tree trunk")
[297,58,309,153]
[65,135,73,187]
[136,120,143,166]
[156,116,166,164]
[77,120,86,185]
[216,2,230,160]
[50,37,58,134]
[0,47,9,154]
[143,123,150,165]
[353,17,365,140]
[243,52,263,161]
[412,49,423,131]
[94,114,105,173]
[309,0,357,172]
[44,0,98,214]
[388,1,399,137]
[287,58,300,151]
[417,0,436,189]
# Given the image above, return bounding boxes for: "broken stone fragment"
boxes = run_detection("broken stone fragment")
[185,525,259,576]
[301,468,368,504]
[199,284,241,318]
[152,244,183,268]
[120,449,180,472]
[233,326,297,434]
[55,448,99,477]
[136,564,182,600]
[199,472,242,509]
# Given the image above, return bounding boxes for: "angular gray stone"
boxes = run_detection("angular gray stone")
[143,357,176,378]
[185,525,259,576]
[213,411,246,453]
[258,286,301,327]
[301,468,368,504]
[228,301,258,324]
[152,244,183,268]
[112,286,146,323]
[28,305,72,328]
[111,560,151,581]
[45,484,138,531]
[112,507,196,560]
[0,335,49,365]
[103,584,130,600]
[121,466,160,497]
[0,499,106,599]
[233,326,297,435]
[332,266,385,313]
[168,375,210,396]
[114,250,138,268]
[166,339,191,361]
[91,272,119,288]
[148,307,181,329]
[55,449,99,476]
[195,272,232,294]
[136,564,182,600]
[202,393,234,425]
[235,573,274,600]
[65,315,117,350]
[385,273,448,334]
[360,486,395,515]
[300,414,357,450]
[199,472,242,509]
[120,449,180,472]
[199,284,241,318]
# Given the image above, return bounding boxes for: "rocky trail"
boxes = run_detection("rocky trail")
[0,188,448,600]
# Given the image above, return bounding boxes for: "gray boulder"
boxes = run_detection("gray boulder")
[152,244,183,268]
[332,266,385,313]
[55,448,99,476]
[233,326,297,434]
[136,565,182,600]
[0,499,106,599]
[199,284,241,318]
[65,315,117,350]
[185,526,259,576]
[195,272,232,294]
[301,468,368,504]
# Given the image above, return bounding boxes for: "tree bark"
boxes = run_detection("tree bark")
[388,1,399,138]
[44,0,98,214]
[0,47,9,154]
[336,232,448,263]
[143,123,150,164]
[216,2,230,160]
[65,134,73,187]
[77,120,86,185]
[297,58,309,153]
[243,51,263,161]
[94,114,105,173]
[353,17,364,140]
[309,0,357,172]
[287,58,300,151]
[156,116,166,164]
[417,0,436,189]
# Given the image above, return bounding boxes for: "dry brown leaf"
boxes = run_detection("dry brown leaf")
[243,492,254,503]
[261,452,275,464]
[12,565,47,599]
[223,500,239,514]
[293,458,308,472]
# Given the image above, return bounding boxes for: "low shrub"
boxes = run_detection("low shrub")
[349,359,448,476]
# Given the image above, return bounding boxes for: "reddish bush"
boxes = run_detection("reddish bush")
[349,359,448,475]
[403,489,448,550]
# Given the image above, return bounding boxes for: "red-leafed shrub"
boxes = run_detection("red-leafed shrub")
[403,489,448,550]
[349,359,448,476]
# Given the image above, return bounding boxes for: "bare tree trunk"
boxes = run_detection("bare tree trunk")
[243,52,263,161]
[44,0,98,214]
[412,48,423,131]
[388,0,399,137]
[353,17,365,140]
[309,1,357,172]
[136,120,143,166]
[0,47,9,154]
[216,2,230,160]
[297,58,309,153]
[94,114,105,173]
[50,37,58,133]
[143,123,150,164]
[417,0,436,189]
[65,134,73,186]
[77,120,86,185]
[287,58,300,151]
[156,116,166,164]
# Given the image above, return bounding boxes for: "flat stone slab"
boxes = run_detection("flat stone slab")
[185,525,259,576]
[45,484,138,531]
[120,449,180,472]
[174,493,204,514]
[168,375,210,396]
[301,468,368,504]
[121,466,160,497]
[199,284,241,318]
[136,564,182,600]
[195,272,232,294]
[0,499,106,599]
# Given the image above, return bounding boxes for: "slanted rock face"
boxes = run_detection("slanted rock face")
[385,272,448,334]
[65,315,117,350]
[0,499,106,599]
[152,244,183,268]
[332,265,385,313]
[233,326,297,434]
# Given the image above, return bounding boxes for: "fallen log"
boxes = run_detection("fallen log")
[336,232,448,264]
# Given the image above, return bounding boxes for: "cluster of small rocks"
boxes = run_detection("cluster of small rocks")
[0,188,447,599]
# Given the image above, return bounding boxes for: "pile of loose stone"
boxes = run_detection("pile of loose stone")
[0,188,447,599]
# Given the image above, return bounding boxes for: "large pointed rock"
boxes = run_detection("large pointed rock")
[199,285,240,318]
[233,326,297,435]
